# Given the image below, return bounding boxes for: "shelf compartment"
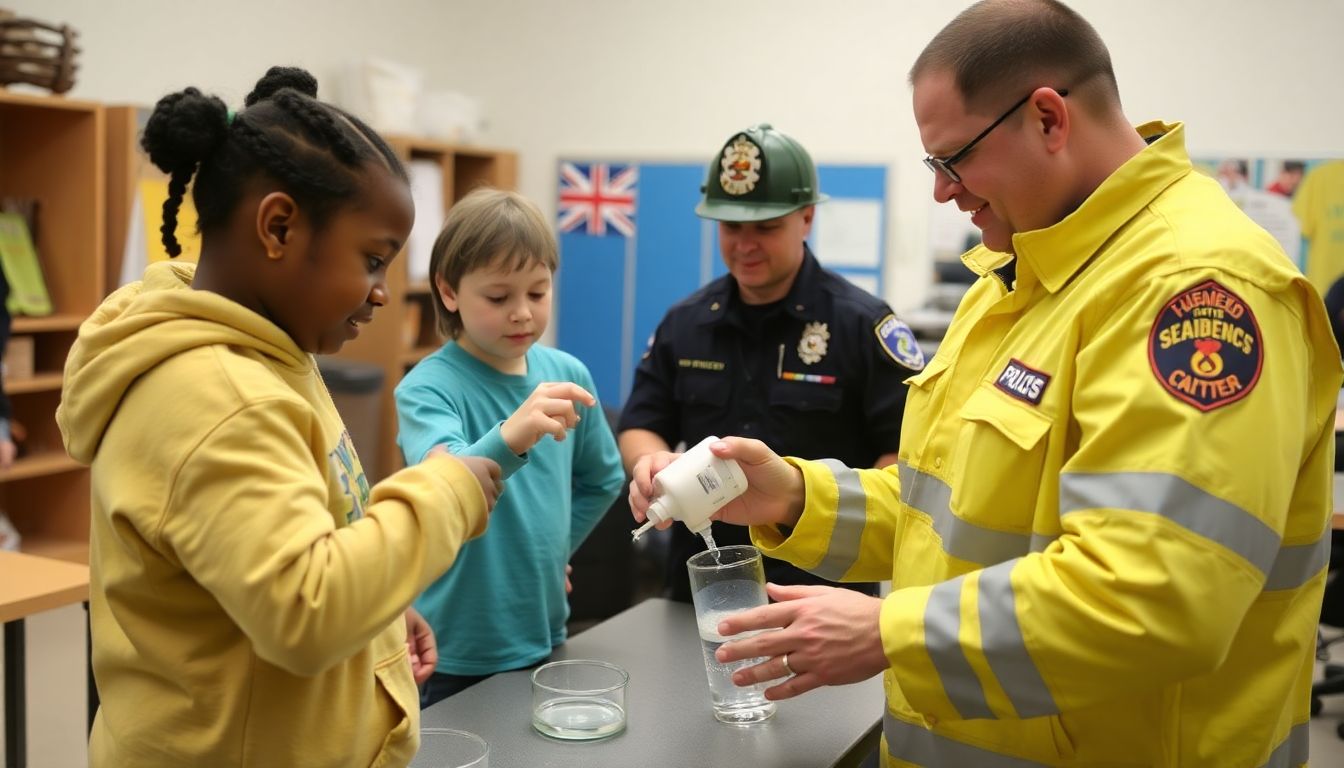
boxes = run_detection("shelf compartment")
[4,373,64,395]
[0,93,105,318]
[0,451,81,482]
[1,470,91,565]
[11,315,85,333]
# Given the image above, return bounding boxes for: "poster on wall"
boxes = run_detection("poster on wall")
[120,178,203,286]
[924,156,1344,298]
[1191,157,1343,297]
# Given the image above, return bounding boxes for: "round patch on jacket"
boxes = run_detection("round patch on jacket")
[1148,280,1262,412]
[875,314,925,371]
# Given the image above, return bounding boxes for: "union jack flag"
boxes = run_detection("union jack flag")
[557,162,637,237]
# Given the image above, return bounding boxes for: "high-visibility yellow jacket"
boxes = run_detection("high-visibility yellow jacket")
[754,122,1340,768]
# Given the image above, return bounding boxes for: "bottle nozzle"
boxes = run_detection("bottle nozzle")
[631,518,657,541]
[632,497,671,541]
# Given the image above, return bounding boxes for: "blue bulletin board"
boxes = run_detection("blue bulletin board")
[555,160,889,408]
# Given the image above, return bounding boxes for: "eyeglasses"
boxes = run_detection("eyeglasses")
[923,88,1068,184]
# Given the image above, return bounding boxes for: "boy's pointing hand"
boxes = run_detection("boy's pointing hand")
[501,382,596,455]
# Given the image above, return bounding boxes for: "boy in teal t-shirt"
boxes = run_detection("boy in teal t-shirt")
[396,189,625,707]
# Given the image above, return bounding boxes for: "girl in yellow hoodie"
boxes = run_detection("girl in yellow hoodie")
[57,66,501,767]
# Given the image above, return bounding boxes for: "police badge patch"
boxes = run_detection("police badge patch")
[875,314,925,371]
[798,322,829,364]
[1148,280,1262,412]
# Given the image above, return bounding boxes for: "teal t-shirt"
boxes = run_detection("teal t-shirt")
[395,342,625,675]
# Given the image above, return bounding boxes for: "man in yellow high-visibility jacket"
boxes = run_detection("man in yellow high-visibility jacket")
[630,1,1340,766]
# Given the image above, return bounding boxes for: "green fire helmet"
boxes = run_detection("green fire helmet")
[695,123,829,222]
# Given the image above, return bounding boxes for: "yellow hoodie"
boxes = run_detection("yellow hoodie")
[58,261,488,767]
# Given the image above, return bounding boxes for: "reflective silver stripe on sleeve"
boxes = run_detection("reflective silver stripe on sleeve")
[884,710,1050,768]
[1263,531,1330,591]
[924,577,993,719]
[899,462,1032,564]
[1029,533,1058,553]
[1258,721,1310,768]
[978,559,1057,718]
[810,459,867,581]
[1030,529,1324,591]
[1059,472,1280,575]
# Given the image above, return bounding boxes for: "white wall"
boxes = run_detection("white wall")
[15,0,1344,312]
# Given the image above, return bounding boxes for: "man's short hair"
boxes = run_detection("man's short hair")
[909,0,1121,116]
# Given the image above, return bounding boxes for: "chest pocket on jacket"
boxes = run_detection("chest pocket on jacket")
[674,370,729,407]
[948,384,1052,562]
[899,354,950,441]
[768,379,843,412]
[905,354,949,394]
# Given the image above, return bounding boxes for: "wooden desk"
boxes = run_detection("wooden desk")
[0,552,88,623]
[0,551,89,768]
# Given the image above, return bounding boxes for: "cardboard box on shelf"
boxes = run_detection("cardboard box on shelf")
[3,334,34,380]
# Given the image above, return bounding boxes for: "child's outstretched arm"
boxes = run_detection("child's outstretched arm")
[160,398,495,677]
[395,380,590,481]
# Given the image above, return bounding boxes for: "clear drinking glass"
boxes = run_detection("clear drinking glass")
[412,728,489,768]
[530,659,628,740]
[687,544,777,724]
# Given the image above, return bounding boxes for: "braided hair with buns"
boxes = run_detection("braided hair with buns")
[140,66,406,257]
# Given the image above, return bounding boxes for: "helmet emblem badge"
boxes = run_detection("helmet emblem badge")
[719,136,761,196]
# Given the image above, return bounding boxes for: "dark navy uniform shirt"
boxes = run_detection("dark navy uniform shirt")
[618,247,924,601]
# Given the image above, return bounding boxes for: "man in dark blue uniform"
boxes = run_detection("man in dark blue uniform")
[618,123,925,602]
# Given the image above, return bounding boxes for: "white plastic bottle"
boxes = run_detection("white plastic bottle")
[631,436,748,540]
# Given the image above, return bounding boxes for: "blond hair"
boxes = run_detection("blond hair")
[428,188,558,339]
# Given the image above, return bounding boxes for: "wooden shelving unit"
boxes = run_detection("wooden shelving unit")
[1,90,105,565]
[334,136,517,480]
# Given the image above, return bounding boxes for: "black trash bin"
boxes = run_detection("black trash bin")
[317,357,385,480]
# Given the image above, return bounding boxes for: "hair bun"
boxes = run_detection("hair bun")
[244,66,319,107]
[140,87,230,175]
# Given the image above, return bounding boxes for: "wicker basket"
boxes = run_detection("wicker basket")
[0,9,79,94]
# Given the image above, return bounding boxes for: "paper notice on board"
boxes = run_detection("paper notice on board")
[139,178,202,265]
[406,160,445,284]
[121,186,147,286]
[813,198,882,269]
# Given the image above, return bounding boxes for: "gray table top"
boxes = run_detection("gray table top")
[421,597,884,768]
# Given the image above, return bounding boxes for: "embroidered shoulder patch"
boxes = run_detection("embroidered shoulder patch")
[875,314,925,371]
[1148,280,1262,412]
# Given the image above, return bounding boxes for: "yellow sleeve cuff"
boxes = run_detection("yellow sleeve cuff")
[748,456,841,572]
